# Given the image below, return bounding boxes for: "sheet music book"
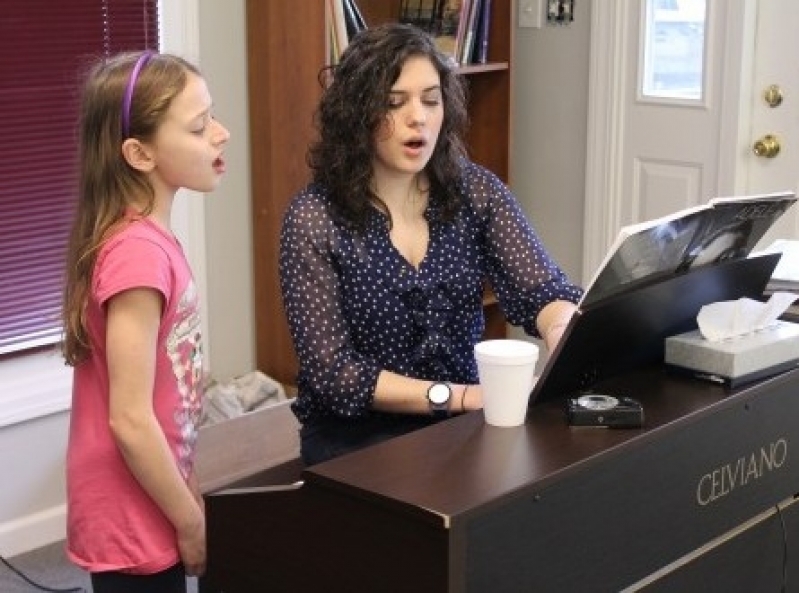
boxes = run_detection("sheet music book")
[580,191,797,309]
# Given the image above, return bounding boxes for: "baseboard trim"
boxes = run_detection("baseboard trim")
[0,504,66,558]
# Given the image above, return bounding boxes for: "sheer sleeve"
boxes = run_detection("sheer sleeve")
[467,164,583,336]
[278,188,380,420]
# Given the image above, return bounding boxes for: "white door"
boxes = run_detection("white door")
[744,0,799,242]
[583,0,799,282]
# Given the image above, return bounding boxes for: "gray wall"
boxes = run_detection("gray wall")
[509,1,590,345]
[0,0,591,555]
[511,2,590,284]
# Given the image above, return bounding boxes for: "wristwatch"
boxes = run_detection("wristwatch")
[427,382,452,418]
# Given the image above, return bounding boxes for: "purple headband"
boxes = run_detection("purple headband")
[121,50,156,139]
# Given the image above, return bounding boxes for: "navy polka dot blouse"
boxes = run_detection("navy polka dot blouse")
[279,161,583,424]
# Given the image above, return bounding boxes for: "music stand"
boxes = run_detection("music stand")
[530,254,782,404]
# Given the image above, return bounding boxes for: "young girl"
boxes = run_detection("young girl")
[62,51,229,592]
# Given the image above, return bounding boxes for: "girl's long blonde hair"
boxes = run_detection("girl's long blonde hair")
[62,51,199,366]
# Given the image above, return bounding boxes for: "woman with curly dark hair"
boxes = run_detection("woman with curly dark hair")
[279,23,582,465]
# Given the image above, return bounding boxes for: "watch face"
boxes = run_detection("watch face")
[428,383,451,406]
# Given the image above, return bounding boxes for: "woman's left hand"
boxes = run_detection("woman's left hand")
[459,384,483,412]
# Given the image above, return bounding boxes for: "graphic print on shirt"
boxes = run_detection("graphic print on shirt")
[166,279,203,478]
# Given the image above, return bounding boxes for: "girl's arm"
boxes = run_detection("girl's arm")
[105,287,206,576]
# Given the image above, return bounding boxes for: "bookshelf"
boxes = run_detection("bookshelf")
[246,0,514,385]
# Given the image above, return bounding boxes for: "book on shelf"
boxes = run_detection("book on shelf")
[472,0,492,63]
[342,0,367,40]
[580,190,798,309]
[399,0,472,65]
[459,0,482,65]
[328,0,367,63]
[327,0,348,63]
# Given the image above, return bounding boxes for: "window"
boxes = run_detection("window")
[642,0,707,100]
[0,1,159,356]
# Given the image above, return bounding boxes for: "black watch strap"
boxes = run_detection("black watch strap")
[427,382,452,418]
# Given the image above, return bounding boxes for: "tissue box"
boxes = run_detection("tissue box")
[665,320,799,387]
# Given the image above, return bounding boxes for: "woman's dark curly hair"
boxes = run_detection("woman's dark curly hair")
[308,22,469,232]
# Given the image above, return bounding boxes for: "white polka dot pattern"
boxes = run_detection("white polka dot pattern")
[278,161,582,423]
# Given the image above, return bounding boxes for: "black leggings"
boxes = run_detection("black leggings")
[90,563,186,593]
[300,414,440,466]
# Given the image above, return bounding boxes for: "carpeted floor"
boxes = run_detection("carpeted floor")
[0,542,198,592]
[1,542,90,593]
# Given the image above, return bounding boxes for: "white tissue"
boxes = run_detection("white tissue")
[697,292,798,342]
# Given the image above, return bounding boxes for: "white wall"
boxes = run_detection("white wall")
[0,0,592,556]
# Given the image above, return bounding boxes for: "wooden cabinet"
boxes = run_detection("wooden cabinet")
[247,0,514,385]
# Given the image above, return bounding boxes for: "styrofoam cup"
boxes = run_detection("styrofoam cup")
[475,339,539,427]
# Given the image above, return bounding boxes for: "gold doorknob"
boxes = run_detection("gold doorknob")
[764,84,784,108]
[753,134,781,158]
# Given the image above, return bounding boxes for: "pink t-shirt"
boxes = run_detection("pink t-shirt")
[66,216,203,574]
